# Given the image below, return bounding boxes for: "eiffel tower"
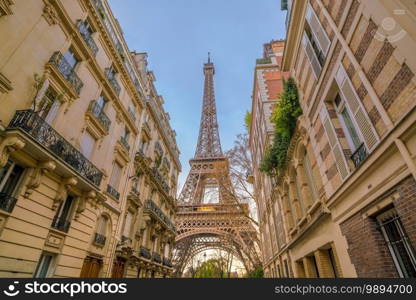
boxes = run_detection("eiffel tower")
[173,56,260,276]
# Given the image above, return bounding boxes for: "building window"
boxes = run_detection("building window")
[63,48,79,70]
[311,255,320,278]
[303,151,318,201]
[122,211,133,239]
[94,215,108,246]
[334,94,362,151]
[37,88,61,124]
[52,195,74,232]
[109,162,122,190]
[328,248,339,278]
[377,209,416,278]
[283,259,290,277]
[34,252,56,278]
[0,160,24,213]
[80,131,96,160]
[95,95,107,113]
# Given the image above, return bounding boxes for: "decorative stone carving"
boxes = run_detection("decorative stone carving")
[42,0,59,25]
[53,177,77,210]
[0,136,25,168]
[0,0,14,17]
[75,190,96,219]
[24,161,56,198]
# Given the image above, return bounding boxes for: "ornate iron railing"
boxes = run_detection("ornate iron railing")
[121,235,132,244]
[8,110,103,187]
[51,216,71,233]
[139,246,151,259]
[152,252,162,264]
[151,167,169,194]
[106,184,120,200]
[127,107,136,121]
[163,257,172,267]
[154,141,163,156]
[120,136,130,152]
[49,51,84,94]
[0,192,17,213]
[105,68,121,95]
[144,199,176,233]
[88,100,111,131]
[256,58,272,65]
[94,233,106,246]
[77,20,99,57]
[351,143,368,168]
[162,157,171,172]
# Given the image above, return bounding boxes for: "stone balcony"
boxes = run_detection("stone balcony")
[49,51,84,95]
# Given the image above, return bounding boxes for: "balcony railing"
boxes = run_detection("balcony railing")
[256,58,272,65]
[0,192,17,213]
[77,20,99,57]
[152,252,162,264]
[8,110,103,187]
[106,184,120,200]
[127,107,137,121]
[163,257,172,268]
[120,136,130,152]
[139,246,151,259]
[151,167,169,194]
[88,100,111,132]
[144,199,176,233]
[94,233,106,246]
[351,143,368,168]
[49,51,84,94]
[105,68,121,95]
[51,216,71,233]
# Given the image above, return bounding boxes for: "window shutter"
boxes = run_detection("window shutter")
[302,33,322,78]
[109,163,122,188]
[335,66,379,151]
[320,108,349,179]
[306,2,330,55]
[80,131,96,159]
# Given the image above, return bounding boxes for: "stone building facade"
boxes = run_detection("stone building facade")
[0,0,180,278]
[248,40,290,275]
[252,0,416,277]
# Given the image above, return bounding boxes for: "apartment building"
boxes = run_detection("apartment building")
[0,0,180,278]
[253,0,416,278]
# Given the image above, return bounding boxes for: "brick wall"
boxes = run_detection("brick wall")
[340,176,416,277]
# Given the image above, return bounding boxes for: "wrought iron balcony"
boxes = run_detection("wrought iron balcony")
[106,184,120,200]
[51,216,71,233]
[94,233,106,246]
[144,199,176,233]
[152,252,162,264]
[77,20,99,57]
[120,136,130,152]
[121,235,132,245]
[151,167,170,194]
[88,100,111,132]
[105,68,121,95]
[8,110,103,187]
[0,192,17,213]
[154,141,163,156]
[256,58,272,65]
[49,51,83,94]
[139,246,151,259]
[163,257,173,268]
[351,143,368,168]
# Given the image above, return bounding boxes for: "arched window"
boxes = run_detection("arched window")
[94,215,108,247]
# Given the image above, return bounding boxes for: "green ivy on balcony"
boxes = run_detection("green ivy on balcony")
[260,77,302,177]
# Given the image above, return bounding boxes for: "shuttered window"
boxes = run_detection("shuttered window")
[302,33,322,78]
[109,162,122,189]
[335,65,379,151]
[305,2,330,56]
[320,107,349,179]
[123,211,133,238]
[80,131,96,159]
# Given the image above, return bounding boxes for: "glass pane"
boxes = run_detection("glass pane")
[341,108,361,149]
[64,50,78,69]
[0,161,13,190]
[96,96,106,111]
[37,255,52,278]
[1,163,24,195]
[59,195,74,221]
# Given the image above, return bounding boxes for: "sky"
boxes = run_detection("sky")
[108,0,288,189]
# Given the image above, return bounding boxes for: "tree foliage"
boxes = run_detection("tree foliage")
[260,77,301,176]
[245,266,264,278]
[244,111,252,132]
[194,258,228,278]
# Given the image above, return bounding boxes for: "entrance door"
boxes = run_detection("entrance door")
[80,257,103,278]
[111,257,126,278]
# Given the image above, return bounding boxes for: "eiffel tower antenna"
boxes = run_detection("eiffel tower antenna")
[208,52,211,63]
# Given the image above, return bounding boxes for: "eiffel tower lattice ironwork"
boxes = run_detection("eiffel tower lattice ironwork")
[173,57,260,276]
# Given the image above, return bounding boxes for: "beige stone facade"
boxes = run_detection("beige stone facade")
[251,0,416,278]
[0,0,180,278]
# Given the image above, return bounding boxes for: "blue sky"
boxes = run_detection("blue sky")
[108,0,287,188]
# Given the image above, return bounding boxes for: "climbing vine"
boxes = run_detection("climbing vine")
[260,77,302,176]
